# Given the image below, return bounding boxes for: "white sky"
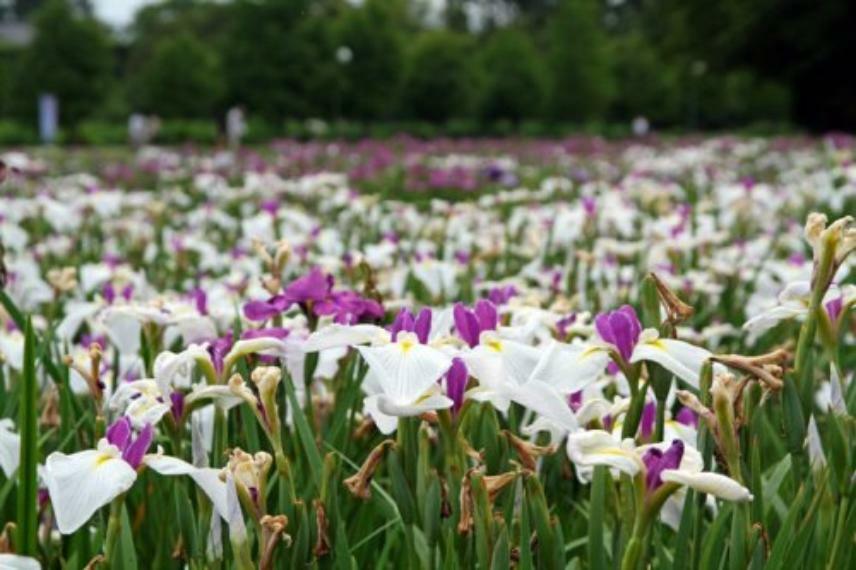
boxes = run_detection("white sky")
[89,1,472,30]
[92,0,158,28]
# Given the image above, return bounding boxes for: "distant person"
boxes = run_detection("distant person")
[632,116,650,137]
[128,114,160,148]
[226,106,247,149]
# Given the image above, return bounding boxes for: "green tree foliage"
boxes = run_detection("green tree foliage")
[609,34,681,126]
[221,0,339,121]
[548,0,614,122]
[696,70,791,128]
[478,29,548,122]
[11,0,113,126]
[134,33,223,119]
[335,0,406,120]
[401,31,478,122]
[2,0,850,134]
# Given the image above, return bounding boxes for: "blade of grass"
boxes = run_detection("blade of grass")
[283,369,323,487]
[588,466,608,570]
[16,317,38,556]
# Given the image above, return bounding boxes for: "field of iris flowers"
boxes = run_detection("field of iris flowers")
[0,136,853,569]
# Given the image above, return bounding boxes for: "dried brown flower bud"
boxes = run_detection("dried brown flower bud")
[343,440,394,500]
[313,500,330,558]
[260,514,289,570]
[504,430,556,471]
[457,468,475,535]
[482,471,519,503]
[649,272,695,324]
[712,351,787,390]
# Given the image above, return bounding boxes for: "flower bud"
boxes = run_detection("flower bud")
[225,448,272,518]
[805,213,856,293]
[710,372,743,481]
[273,240,291,274]
[251,366,281,405]
[47,267,78,294]
[251,366,283,440]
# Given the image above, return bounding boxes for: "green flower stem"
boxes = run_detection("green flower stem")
[396,417,418,484]
[654,395,667,442]
[103,494,126,567]
[437,409,463,477]
[273,446,296,506]
[231,534,255,570]
[621,479,679,570]
[94,414,106,441]
[622,372,650,440]
[713,393,743,484]
[825,496,850,570]
[212,406,227,467]
[794,234,835,389]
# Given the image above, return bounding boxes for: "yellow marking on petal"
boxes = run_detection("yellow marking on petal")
[596,448,632,458]
[485,338,503,352]
[580,346,602,359]
[648,340,667,350]
[94,453,114,468]
[414,391,435,404]
[399,339,415,353]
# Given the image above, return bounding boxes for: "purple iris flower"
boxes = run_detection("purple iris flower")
[474,300,498,331]
[639,401,656,441]
[190,288,208,315]
[243,296,290,321]
[207,334,234,374]
[105,417,154,469]
[557,313,578,339]
[103,282,116,304]
[37,488,49,508]
[102,253,122,269]
[642,440,684,492]
[80,334,106,350]
[569,390,583,412]
[825,296,843,323]
[315,290,384,325]
[675,407,698,428]
[445,358,468,413]
[170,392,185,422]
[487,285,518,306]
[390,309,415,339]
[485,163,504,182]
[260,199,279,216]
[245,268,382,325]
[121,284,134,302]
[595,305,642,373]
[788,252,806,266]
[454,300,498,348]
[285,267,333,305]
[101,281,131,304]
[390,308,432,344]
[243,268,332,322]
[582,196,597,217]
[241,327,289,340]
